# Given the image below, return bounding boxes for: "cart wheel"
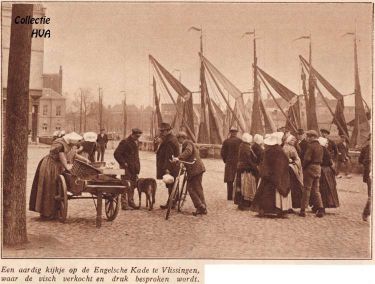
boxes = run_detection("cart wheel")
[105,194,119,221]
[56,175,68,223]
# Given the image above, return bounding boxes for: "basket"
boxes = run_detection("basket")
[71,160,102,179]
[91,161,106,168]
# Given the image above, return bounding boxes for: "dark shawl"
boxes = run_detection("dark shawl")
[260,144,290,197]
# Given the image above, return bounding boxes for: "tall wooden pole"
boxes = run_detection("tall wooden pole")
[98,87,102,131]
[121,91,127,138]
[79,88,83,133]
[3,4,33,246]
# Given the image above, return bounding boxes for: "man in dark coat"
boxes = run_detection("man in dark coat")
[300,130,324,217]
[156,122,180,209]
[221,127,242,200]
[337,134,351,178]
[97,128,109,162]
[175,131,207,216]
[359,134,371,221]
[114,128,142,209]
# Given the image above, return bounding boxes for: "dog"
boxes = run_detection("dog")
[136,178,157,211]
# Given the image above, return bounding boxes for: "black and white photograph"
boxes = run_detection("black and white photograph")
[1,1,373,282]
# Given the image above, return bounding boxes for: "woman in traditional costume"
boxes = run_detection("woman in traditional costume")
[29,132,88,219]
[252,134,264,170]
[283,135,303,210]
[78,132,98,163]
[252,133,291,218]
[234,133,259,210]
[318,137,339,210]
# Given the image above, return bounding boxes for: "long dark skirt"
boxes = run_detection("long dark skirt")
[251,179,277,214]
[29,155,64,218]
[320,166,339,208]
[289,168,303,209]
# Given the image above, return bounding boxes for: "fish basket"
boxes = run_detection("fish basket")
[71,160,101,179]
[91,161,106,169]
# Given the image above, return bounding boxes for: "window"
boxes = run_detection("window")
[42,105,48,116]
[42,123,48,132]
[56,105,61,116]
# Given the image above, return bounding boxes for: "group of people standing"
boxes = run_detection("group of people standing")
[53,128,109,163]
[115,122,207,216]
[221,126,361,219]
[29,122,370,222]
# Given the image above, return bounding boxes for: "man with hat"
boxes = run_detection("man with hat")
[300,130,325,217]
[221,126,242,200]
[97,128,108,162]
[114,128,143,210]
[320,128,338,165]
[174,131,207,216]
[156,122,180,209]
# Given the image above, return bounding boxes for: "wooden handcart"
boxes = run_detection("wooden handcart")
[55,160,126,228]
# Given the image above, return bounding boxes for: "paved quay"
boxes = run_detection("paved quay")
[3,146,371,259]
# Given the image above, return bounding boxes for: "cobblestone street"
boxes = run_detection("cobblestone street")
[3,145,371,259]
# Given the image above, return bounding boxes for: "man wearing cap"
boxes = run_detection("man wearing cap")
[156,122,180,209]
[221,127,242,200]
[300,130,325,217]
[320,128,338,167]
[175,131,207,216]
[97,128,108,162]
[114,128,142,210]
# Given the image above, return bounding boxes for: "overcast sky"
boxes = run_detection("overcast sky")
[42,2,373,108]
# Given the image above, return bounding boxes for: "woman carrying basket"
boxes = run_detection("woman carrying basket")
[29,132,90,220]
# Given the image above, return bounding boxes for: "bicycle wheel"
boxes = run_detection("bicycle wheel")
[178,174,188,212]
[165,178,180,220]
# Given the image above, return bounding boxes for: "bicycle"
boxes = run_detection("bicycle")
[165,157,196,220]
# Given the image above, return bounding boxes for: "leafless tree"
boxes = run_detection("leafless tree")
[72,88,92,133]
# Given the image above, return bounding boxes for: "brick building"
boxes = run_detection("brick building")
[38,88,66,136]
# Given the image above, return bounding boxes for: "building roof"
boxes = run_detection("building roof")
[41,88,65,100]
